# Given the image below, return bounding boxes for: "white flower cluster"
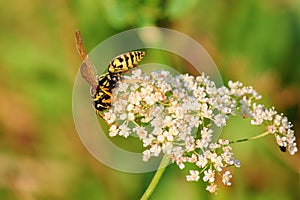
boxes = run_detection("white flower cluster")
[251,104,298,155]
[102,68,298,193]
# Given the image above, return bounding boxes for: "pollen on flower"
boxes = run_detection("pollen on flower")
[100,68,297,194]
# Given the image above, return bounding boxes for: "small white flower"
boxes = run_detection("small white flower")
[118,82,129,92]
[127,103,134,111]
[133,126,148,139]
[185,136,195,152]
[119,123,130,138]
[162,142,173,154]
[196,154,208,168]
[152,127,163,136]
[214,114,227,127]
[206,183,218,193]
[222,171,232,186]
[189,115,201,128]
[142,150,151,162]
[201,127,213,139]
[142,135,154,147]
[274,114,282,126]
[188,153,198,163]
[113,101,125,113]
[151,117,164,128]
[175,156,186,169]
[267,125,277,134]
[288,145,298,155]
[162,130,174,142]
[150,144,161,157]
[120,113,127,120]
[211,156,223,172]
[172,146,184,159]
[279,126,287,134]
[132,68,142,77]
[157,135,165,143]
[203,169,215,183]
[199,103,213,118]
[103,111,116,124]
[109,125,118,137]
[186,170,200,182]
[218,139,229,145]
[164,116,175,127]
[128,112,135,121]
[222,151,235,166]
[168,126,179,136]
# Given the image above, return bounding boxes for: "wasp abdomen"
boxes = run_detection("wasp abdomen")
[108,51,145,74]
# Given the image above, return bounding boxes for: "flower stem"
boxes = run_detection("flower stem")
[229,131,270,144]
[140,155,170,200]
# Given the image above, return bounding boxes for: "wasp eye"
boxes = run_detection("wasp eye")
[90,88,96,96]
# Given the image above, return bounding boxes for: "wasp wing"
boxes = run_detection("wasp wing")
[80,59,98,91]
[75,29,98,91]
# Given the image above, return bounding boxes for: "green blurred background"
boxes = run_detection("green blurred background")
[1,0,300,199]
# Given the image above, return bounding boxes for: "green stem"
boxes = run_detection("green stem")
[140,155,170,200]
[229,131,270,144]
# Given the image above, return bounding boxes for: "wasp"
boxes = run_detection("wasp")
[75,30,145,116]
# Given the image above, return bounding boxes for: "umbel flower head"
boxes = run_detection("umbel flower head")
[103,68,298,193]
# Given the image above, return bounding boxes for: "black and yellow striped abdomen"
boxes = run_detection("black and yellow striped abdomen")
[108,51,145,74]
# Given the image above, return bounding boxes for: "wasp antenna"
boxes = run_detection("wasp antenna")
[75,29,87,60]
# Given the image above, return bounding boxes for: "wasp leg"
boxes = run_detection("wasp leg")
[100,87,112,95]
[98,88,113,102]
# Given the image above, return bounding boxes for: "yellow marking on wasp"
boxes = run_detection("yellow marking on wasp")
[92,87,112,101]
[108,51,145,74]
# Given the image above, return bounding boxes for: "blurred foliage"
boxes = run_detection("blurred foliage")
[0,0,299,199]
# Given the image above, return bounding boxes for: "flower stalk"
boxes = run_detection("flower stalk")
[140,155,170,200]
[229,131,271,144]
